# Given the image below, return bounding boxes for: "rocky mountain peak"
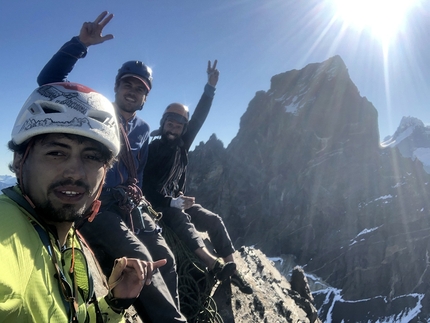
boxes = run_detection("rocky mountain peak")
[381,115,430,174]
[398,115,425,131]
[187,55,430,321]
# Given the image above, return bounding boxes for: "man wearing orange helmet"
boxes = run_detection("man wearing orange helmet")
[142,61,253,294]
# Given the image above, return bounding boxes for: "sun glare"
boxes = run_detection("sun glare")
[332,0,420,45]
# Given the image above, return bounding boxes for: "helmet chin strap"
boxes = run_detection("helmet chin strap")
[87,168,107,222]
[19,139,36,209]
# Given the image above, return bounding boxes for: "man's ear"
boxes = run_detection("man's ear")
[12,152,23,177]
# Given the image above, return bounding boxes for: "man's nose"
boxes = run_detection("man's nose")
[62,156,86,179]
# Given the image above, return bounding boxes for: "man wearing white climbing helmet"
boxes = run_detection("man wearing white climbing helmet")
[37,11,186,323]
[142,60,253,295]
[0,82,165,322]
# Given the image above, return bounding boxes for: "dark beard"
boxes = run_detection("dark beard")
[162,132,182,147]
[34,200,88,223]
[34,179,92,223]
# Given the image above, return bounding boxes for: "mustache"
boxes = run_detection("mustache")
[47,179,91,195]
[165,131,179,138]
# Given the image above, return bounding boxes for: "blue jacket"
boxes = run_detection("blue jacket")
[37,36,149,190]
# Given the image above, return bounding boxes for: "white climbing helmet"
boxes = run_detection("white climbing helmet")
[11,82,120,156]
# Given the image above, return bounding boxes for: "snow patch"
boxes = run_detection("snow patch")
[359,195,393,208]
[349,226,381,246]
[412,147,430,169]
[314,287,424,323]
[375,195,393,201]
[267,256,284,265]
[381,126,414,148]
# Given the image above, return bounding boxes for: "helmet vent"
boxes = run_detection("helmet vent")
[28,101,64,115]
[88,110,115,126]
[90,115,110,124]
[41,106,61,114]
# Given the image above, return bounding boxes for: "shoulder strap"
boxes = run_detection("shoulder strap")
[2,186,37,217]
[2,187,58,257]
[117,124,144,208]
[118,123,138,181]
[2,186,58,237]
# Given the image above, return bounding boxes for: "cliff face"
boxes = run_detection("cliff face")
[86,243,320,323]
[186,56,430,321]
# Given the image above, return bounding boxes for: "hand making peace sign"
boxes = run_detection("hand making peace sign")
[79,11,114,47]
[207,60,219,87]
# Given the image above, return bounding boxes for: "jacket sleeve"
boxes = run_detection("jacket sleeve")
[37,36,88,86]
[182,83,215,150]
[87,297,125,323]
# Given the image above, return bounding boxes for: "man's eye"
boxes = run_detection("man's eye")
[47,151,64,157]
[85,154,103,162]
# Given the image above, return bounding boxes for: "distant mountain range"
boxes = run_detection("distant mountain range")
[0,175,16,191]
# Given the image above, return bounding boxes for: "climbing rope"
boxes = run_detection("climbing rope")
[161,221,223,323]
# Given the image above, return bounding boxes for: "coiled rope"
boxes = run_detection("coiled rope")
[161,221,223,323]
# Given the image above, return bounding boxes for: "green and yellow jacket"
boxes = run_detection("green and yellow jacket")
[0,186,123,323]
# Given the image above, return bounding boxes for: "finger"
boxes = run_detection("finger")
[143,259,168,285]
[143,262,154,285]
[82,22,91,33]
[109,257,127,287]
[101,34,114,42]
[125,258,146,280]
[99,13,114,28]
[212,60,218,70]
[94,11,108,24]
[153,259,167,270]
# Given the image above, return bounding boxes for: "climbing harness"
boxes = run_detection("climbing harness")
[113,123,162,234]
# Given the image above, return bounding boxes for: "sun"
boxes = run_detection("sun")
[332,0,420,45]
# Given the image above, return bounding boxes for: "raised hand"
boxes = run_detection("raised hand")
[207,60,219,87]
[79,11,114,47]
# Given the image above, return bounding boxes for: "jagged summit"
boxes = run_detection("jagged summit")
[187,56,430,321]
[267,55,350,116]
[381,116,425,148]
[398,115,425,130]
[381,115,430,173]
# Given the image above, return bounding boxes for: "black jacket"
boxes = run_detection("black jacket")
[142,84,215,208]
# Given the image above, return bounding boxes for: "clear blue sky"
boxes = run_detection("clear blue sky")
[1,0,429,175]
